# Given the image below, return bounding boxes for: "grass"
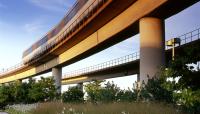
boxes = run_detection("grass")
[5,108,27,114]
[6,102,187,114]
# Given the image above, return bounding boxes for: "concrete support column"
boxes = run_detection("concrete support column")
[139,17,165,84]
[137,74,140,82]
[77,82,83,92]
[17,79,22,83]
[0,83,3,86]
[137,74,140,89]
[4,83,9,86]
[52,67,62,94]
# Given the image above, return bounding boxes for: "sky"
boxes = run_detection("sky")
[0,0,200,91]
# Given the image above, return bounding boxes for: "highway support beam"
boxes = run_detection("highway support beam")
[139,17,165,84]
[52,67,62,95]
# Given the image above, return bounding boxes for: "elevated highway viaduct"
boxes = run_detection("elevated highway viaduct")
[0,0,199,93]
[62,37,200,85]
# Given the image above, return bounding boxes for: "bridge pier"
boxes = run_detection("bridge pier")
[52,67,62,94]
[17,79,22,83]
[137,74,140,88]
[137,74,140,82]
[139,17,165,84]
[77,82,83,92]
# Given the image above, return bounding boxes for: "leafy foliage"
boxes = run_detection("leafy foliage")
[28,77,56,102]
[141,76,173,103]
[116,89,137,102]
[0,77,56,108]
[99,81,120,102]
[85,80,137,103]
[0,85,10,108]
[62,86,84,103]
[138,45,200,113]
[0,43,199,113]
[84,80,103,102]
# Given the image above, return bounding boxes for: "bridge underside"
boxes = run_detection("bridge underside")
[62,60,139,85]
[62,39,200,85]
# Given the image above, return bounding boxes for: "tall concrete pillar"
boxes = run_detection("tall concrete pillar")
[4,83,9,86]
[137,74,140,89]
[77,82,83,92]
[139,17,165,84]
[17,79,22,83]
[134,74,141,91]
[137,74,140,82]
[52,67,62,94]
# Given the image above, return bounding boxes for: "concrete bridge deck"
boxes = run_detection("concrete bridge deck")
[62,37,200,85]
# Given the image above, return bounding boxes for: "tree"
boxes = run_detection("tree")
[140,76,173,103]
[0,85,9,108]
[9,80,32,103]
[99,81,120,102]
[85,80,103,102]
[62,86,84,103]
[85,80,137,103]
[116,89,137,102]
[154,45,200,113]
[28,77,56,102]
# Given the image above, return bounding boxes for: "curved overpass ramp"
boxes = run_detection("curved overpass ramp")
[0,0,199,84]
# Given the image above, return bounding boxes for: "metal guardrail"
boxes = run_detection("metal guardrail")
[166,28,200,49]
[0,62,26,75]
[63,52,139,78]
[180,28,200,45]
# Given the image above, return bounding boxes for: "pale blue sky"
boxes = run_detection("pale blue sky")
[0,1,200,90]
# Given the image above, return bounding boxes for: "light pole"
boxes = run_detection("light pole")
[166,38,181,60]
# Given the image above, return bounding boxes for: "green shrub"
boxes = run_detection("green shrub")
[116,89,137,102]
[99,81,120,102]
[84,80,103,102]
[143,76,173,103]
[174,88,200,113]
[28,77,56,102]
[0,77,56,108]
[85,80,120,102]
[0,85,9,108]
[85,80,138,103]
[62,86,84,103]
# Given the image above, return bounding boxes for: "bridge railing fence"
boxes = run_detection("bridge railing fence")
[180,27,200,45]
[0,62,25,75]
[63,51,139,79]
[166,28,200,49]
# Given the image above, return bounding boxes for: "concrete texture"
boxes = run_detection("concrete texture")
[52,67,62,94]
[139,17,165,83]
